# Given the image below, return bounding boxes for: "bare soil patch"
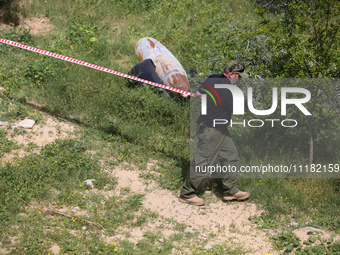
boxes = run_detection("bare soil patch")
[0,116,78,165]
[21,16,54,35]
[0,16,54,35]
[293,228,340,245]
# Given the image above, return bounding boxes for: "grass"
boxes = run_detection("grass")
[0,0,339,254]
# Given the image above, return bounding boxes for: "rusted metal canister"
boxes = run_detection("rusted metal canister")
[135,37,190,97]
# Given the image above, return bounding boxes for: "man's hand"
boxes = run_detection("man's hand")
[195,90,202,99]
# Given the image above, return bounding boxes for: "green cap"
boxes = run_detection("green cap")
[224,60,249,78]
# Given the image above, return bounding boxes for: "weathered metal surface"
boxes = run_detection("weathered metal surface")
[135,37,190,96]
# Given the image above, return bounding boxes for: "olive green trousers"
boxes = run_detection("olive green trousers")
[180,128,239,199]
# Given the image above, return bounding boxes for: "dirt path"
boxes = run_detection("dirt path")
[108,168,278,255]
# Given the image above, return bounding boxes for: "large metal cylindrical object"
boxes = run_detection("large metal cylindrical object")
[135,37,190,96]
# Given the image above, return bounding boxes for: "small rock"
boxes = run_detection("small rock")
[69,230,75,235]
[159,238,164,243]
[115,234,122,239]
[204,244,213,250]
[82,226,86,230]
[290,221,299,227]
[17,119,35,129]
[84,179,95,189]
[0,121,8,126]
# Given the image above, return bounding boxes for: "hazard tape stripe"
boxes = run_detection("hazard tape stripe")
[0,38,195,97]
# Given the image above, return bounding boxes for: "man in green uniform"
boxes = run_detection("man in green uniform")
[179,60,250,206]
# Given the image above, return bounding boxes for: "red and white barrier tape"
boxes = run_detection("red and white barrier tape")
[0,38,195,97]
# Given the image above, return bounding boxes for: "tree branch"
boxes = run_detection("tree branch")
[45,207,106,231]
